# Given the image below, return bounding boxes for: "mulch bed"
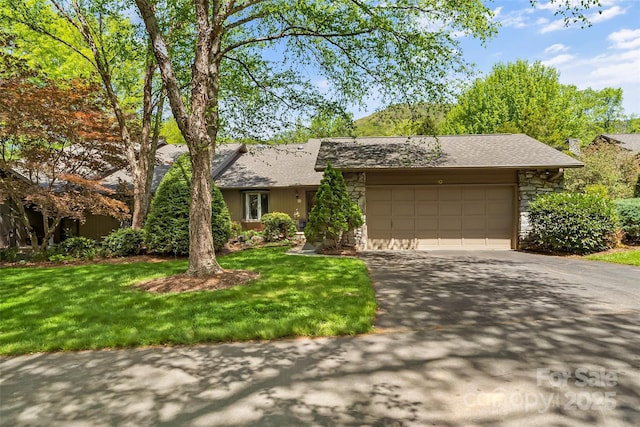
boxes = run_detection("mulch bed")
[134,269,260,293]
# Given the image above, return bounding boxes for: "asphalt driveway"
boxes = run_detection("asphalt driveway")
[1,251,639,426]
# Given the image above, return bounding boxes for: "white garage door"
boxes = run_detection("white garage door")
[366,185,515,250]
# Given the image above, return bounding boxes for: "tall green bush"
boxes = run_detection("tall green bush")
[305,163,363,249]
[614,198,640,244]
[261,212,297,242]
[526,192,619,254]
[145,155,231,255]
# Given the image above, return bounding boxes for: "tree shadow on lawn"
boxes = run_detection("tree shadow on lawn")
[1,251,639,426]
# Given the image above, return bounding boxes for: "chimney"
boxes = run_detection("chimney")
[565,138,580,156]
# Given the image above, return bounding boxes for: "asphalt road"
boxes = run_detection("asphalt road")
[1,251,639,426]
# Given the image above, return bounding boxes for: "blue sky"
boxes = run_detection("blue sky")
[351,0,640,119]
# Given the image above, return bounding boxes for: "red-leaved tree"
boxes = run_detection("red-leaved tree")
[0,66,129,251]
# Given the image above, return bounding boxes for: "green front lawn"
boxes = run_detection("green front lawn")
[0,247,376,355]
[585,249,640,266]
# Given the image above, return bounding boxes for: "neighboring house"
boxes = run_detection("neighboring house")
[592,134,640,159]
[101,139,322,230]
[314,134,583,250]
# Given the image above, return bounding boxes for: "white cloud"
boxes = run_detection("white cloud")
[541,54,576,67]
[550,48,640,116]
[544,43,569,54]
[539,4,626,34]
[496,8,535,29]
[608,28,640,50]
[589,5,625,24]
[540,19,566,34]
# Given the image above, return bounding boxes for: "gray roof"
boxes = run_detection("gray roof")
[600,134,640,154]
[101,143,245,192]
[314,134,584,171]
[215,139,323,188]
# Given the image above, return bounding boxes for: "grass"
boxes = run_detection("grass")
[0,247,376,355]
[585,249,640,266]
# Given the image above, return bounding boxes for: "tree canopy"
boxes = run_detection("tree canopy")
[0,68,129,251]
[441,60,630,148]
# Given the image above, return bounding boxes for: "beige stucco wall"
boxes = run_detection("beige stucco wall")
[221,187,317,229]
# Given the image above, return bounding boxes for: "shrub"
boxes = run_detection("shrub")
[261,212,297,242]
[57,237,98,259]
[305,163,363,249]
[102,228,145,257]
[526,192,619,254]
[0,248,19,262]
[614,198,640,244]
[145,155,231,255]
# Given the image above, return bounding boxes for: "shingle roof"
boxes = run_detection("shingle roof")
[101,143,245,192]
[314,134,584,171]
[600,134,640,154]
[215,139,323,188]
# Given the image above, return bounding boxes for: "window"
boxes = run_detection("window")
[243,192,269,220]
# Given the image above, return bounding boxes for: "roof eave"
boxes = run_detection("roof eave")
[315,164,584,172]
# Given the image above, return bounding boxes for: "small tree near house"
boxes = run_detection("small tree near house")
[305,164,363,250]
[0,72,129,252]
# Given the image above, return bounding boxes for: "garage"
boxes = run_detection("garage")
[366,185,515,250]
[314,134,585,251]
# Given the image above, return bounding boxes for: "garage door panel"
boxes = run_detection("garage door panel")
[488,201,512,215]
[463,201,486,216]
[439,189,462,201]
[486,187,512,199]
[416,216,438,231]
[416,201,438,215]
[439,202,462,216]
[368,201,392,216]
[462,188,486,200]
[366,185,514,250]
[368,216,392,233]
[393,189,414,201]
[415,189,438,201]
[463,216,486,230]
[394,201,415,216]
[368,188,392,201]
[393,218,415,231]
[439,217,462,230]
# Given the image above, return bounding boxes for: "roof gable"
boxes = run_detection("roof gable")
[214,139,323,188]
[597,134,640,154]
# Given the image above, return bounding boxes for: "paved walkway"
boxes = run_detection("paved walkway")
[1,252,639,426]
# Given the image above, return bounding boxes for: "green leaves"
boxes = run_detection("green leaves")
[305,163,363,249]
[527,192,619,254]
[144,154,232,254]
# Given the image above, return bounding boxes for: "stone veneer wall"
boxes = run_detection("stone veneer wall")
[518,169,565,242]
[343,172,367,249]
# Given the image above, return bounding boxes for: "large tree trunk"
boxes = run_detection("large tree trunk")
[186,147,222,276]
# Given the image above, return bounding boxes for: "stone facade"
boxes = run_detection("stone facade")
[517,169,565,242]
[343,172,367,249]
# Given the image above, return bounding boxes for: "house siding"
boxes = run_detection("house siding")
[221,187,317,229]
